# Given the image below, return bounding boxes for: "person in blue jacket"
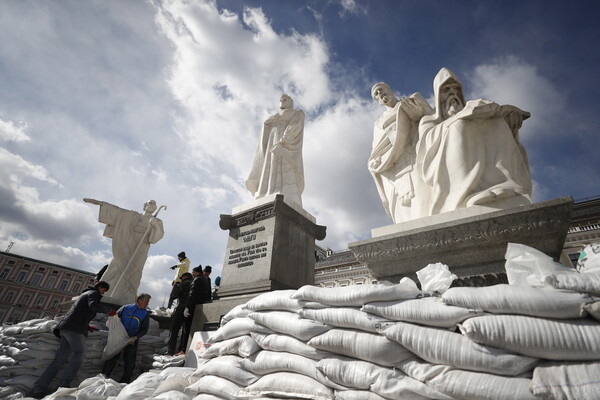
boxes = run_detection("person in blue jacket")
[101,293,151,383]
[31,281,114,398]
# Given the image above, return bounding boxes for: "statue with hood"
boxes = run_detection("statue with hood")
[416,67,532,216]
[369,82,433,223]
[246,94,305,208]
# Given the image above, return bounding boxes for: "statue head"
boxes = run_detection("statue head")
[279,94,293,110]
[143,200,157,214]
[371,82,398,108]
[433,68,465,120]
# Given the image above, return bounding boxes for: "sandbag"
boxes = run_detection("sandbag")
[152,390,192,400]
[102,315,131,361]
[460,314,600,360]
[248,311,330,341]
[307,329,412,367]
[362,296,481,328]
[442,284,592,318]
[504,242,573,287]
[380,322,538,376]
[292,283,421,307]
[219,305,251,327]
[115,372,165,399]
[576,243,600,273]
[196,355,259,386]
[243,289,303,312]
[207,317,273,344]
[250,332,331,360]
[583,301,600,322]
[316,357,390,390]
[201,335,260,359]
[531,360,600,400]
[334,390,387,400]
[370,368,454,400]
[298,307,390,333]
[152,376,190,396]
[184,375,241,400]
[545,271,600,295]
[239,372,334,400]
[76,375,125,399]
[399,358,536,400]
[416,262,457,293]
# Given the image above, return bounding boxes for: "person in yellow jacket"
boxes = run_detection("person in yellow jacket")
[168,251,190,308]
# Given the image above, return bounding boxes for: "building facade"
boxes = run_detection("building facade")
[316,196,600,288]
[0,251,95,324]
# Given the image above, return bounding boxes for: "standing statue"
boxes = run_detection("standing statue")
[246,94,305,207]
[369,82,433,223]
[416,67,532,216]
[84,198,165,303]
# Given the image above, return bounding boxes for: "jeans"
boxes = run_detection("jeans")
[168,308,187,354]
[33,329,86,392]
[102,340,139,383]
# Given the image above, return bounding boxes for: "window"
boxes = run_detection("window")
[0,268,10,280]
[45,276,56,289]
[7,260,15,265]
[24,263,31,268]
[36,296,46,307]
[4,292,15,303]
[38,267,45,272]
[21,294,31,305]
[72,283,81,293]
[9,309,24,323]
[66,273,73,278]
[16,271,26,282]
[51,299,59,309]
[59,280,69,291]
[31,274,42,286]
[51,270,58,275]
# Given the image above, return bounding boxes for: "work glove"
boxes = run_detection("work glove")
[170,265,177,270]
[183,307,190,318]
[109,309,117,317]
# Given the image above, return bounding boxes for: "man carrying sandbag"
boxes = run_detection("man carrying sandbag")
[31,281,115,398]
[101,293,151,383]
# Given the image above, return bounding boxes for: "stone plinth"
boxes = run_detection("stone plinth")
[218,194,326,298]
[348,196,573,284]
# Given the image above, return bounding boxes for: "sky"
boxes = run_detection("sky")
[1,0,599,309]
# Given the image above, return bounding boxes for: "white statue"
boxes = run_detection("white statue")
[416,67,532,215]
[369,82,433,223]
[84,198,165,302]
[246,94,305,207]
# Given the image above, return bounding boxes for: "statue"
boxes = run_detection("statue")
[416,67,532,216]
[84,198,165,302]
[369,82,433,223]
[246,94,305,207]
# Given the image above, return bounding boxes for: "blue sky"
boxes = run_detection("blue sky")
[1,0,598,308]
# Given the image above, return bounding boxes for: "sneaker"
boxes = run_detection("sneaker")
[173,351,185,356]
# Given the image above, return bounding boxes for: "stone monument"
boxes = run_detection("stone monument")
[84,198,165,304]
[189,95,325,333]
[351,68,573,285]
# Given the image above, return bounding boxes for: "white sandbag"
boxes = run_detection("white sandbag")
[43,386,78,399]
[219,304,251,326]
[196,355,259,386]
[399,358,536,400]
[192,395,226,400]
[250,332,331,360]
[505,242,573,287]
[316,357,390,390]
[292,283,421,307]
[416,262,457,293]
[298,307,390,333]
[370,368,454,400]
[184,375,241,400]
[307,329,412,367]
[362,296,480,328]
[152,376,190,396]
[202,335,260,359]
[239,372,334,400]
[240,350,346,390]
[16,347,56,360]
[380,322,538,376]
[102,315,131,361]
[115,372,165,400]
[159,367,197,379]
[248,311,330,341]
[244,289,303,311]
[531,360,600,400]
[334,390,387,400]
[583,301,600,321]
[460,315,600,360]
[206,317,273,344]
[545,270,600,295]
[2,327,22,336]
[0,355,15,366]
[443,284,592,318]
[576,243,600,273]
[152,390,192,400]
[76,375,125,399]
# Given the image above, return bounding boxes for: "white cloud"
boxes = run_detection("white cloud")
[0,118,30,142]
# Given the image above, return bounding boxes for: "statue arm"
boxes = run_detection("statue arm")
[278,110,305,148]
[83,198,102,206]
[148,218,164,244]
[500,105,530,136]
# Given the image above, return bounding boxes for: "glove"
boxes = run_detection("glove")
[87,325,99,332]
[127,336,137,345]
[170,265,177,270]
[109,309,117,317]
[183,308,190,318]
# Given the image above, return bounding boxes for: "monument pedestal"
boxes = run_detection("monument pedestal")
[348,196,573,285]
[189,194,326,335]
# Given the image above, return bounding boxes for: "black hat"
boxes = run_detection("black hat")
[192,265,203,273]
[178,251,186,258]
[204,265,212,273]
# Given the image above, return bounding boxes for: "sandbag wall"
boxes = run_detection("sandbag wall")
[0,313,168,397]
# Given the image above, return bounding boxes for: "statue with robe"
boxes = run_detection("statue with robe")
[369,82,433,223]
[246,94,305,207]
[84,198,164,303]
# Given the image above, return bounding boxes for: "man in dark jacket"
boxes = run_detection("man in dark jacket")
[102,293,151,383]
[167,272,192,355]
[181,265,211,353]
[31,281,113,398]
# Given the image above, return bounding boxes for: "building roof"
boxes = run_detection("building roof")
[0,250,95,276]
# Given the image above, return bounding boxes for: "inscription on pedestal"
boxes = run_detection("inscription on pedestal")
[227,226,269,268]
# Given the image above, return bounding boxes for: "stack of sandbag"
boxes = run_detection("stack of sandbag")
[0,312,169,397]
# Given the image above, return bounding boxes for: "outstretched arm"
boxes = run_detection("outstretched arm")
[83,198,102,205]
